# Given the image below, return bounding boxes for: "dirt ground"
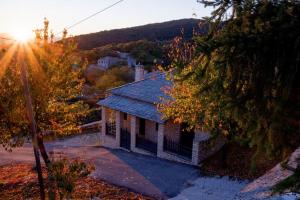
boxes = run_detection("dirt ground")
[0,163,154,200]
[201,143,281,180]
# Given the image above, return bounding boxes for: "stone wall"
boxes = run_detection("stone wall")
[158,150,193,165]
[131,145,157,156]
[240,147,300,199]
[197,135,226,163]
[100,134,119,148]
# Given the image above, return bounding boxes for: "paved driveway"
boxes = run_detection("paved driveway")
[0,133,200,199]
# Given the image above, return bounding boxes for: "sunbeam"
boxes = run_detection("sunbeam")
[24,43,46,81]
[0,44,18,80]
[16,44,26,71]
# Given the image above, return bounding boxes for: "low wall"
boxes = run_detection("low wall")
[158,150,192,165]
[198,135,226,163]
[100,134,118,149]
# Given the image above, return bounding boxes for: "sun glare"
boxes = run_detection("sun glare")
[11,29,33,42]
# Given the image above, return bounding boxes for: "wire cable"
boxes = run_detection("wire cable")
[0,0,125,41]
[55,0,125,37]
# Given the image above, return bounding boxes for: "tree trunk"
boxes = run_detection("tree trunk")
[220,143,228,169]
[37,132,57,200]
[32,146,46,200]
[37,133,51,165]
[20,54,45,200]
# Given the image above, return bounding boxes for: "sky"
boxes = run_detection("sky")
[0,0,212,38]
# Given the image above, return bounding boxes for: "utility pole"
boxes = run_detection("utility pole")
[19,45,45,200]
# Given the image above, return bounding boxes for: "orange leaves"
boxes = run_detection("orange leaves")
[0,163,154,200]
[0,44,18,80]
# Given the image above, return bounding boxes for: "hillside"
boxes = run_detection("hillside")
[82,40,166,64]
[75,18,204,50]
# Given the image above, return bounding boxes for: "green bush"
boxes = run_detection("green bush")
[48,158,95,199]
[273,168,300,193]
[95,66,134,91]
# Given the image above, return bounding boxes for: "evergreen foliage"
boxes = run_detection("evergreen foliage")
[159,0,300,160]
[273,161,300,193]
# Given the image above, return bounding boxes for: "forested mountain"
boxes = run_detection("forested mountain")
[75,18,204,50]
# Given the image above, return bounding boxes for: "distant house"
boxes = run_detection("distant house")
[117,51,137,67]
[96,52,137,70]
[97,67,224,165]
[97,56,124,70]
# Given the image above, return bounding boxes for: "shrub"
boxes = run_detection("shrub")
[48,158,95,199]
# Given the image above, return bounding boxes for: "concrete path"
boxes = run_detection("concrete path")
[170,176,249,200]
[171,147,300,200]
[0,133,200,199]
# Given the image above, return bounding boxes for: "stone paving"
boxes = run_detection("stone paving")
[1,133,298,200]
[0,133,200,199]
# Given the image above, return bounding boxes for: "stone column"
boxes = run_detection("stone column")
[115,111,121,147]
[99,106,106,145]
[192,140,200,165]
[130,116,137,150]
[157,124,165,158]
[192,129,210,165]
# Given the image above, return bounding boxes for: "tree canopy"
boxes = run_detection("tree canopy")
[83,40,165,66]
[0,22,89,150]
[160,0,300,160]
[94,66,134,91]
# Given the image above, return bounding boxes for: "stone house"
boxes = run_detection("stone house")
[97,69,224,165]
[117,51,137,67]
[96,52,137,70]
[97,56,124,70]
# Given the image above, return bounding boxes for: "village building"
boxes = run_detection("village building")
[97,56,124,70]
[96,51,137,70]
[97,68,224,165]
[116,51,137,67]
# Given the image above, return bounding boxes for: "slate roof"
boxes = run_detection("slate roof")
[98,73,171,123]
[110,73,171,103]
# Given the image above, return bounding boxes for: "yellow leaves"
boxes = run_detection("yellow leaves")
[158,80,204,128]
[182,64,194,75]
[95,66,134,91]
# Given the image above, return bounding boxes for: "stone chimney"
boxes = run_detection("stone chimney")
[135,64,146,81]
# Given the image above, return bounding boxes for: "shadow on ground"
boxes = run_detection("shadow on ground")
[106,149,200,198]
[0,133,201,199]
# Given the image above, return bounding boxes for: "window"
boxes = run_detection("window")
[139,118,146,136]
[123,113,127,120]
[155,123,159,131]
[106,122,116,137]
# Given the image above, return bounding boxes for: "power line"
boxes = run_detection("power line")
[1,0,125,42]
[55,0,125,37]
